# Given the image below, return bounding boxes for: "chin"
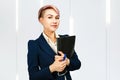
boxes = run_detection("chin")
[51,30,56,32]
[51,28,58,32]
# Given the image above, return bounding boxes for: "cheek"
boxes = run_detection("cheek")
[58,21,60,25]
[42,20,50,26]
[58,20,60,23]
[45,19,51,24]
[56,20,59,24]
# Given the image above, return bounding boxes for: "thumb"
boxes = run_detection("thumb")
[58,51,64,57]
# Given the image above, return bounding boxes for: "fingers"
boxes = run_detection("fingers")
[56,61,67,72]
[59,64,66,72]
[55,51,65,61]
[58,51,64,57]
[50,59,67,72]
[65,58,70,66]
[50,51,68,73]
[55,55,63,61]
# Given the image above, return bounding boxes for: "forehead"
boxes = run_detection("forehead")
[44,9,59,16]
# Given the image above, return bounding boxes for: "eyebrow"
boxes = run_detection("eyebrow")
[46,14,59,16]
[47,14,53,16]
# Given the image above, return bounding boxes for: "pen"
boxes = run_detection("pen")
[63,54,66,61]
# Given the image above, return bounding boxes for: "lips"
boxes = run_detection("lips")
[51,25,58,28]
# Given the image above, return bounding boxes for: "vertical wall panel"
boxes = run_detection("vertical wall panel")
[0,0,16,80]
[110,0,120,80]
[17,1,41,80]
[70,0,106,80]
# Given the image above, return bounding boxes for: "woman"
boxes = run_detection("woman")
[27,5,81,80]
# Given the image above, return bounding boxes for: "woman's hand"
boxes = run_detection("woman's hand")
[57,51,70,66]
[49,51,70,73]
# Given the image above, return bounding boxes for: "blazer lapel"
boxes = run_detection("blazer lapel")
[37,33,56,58]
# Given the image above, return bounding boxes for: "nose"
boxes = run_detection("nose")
[53,19,57,23]
[52,18,58,24]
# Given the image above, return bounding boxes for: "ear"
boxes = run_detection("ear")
[39,17,43,24]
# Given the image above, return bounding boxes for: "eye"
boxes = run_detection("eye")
[56,16,60,19]
[48,16,52,19]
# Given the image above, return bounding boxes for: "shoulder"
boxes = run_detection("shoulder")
[28,40,36,49]
[27,39,39,50]
[28,40,36,46]
[28,33,42,46]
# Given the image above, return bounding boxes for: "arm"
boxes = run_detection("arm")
[66,51,81,71]
[27,40,53,80]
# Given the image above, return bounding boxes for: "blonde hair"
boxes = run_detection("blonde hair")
[38,5,60,20]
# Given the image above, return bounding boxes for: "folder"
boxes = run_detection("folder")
[57,35,76,58]
[57,35,76,76]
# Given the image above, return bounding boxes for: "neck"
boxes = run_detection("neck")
[43,30,56,43]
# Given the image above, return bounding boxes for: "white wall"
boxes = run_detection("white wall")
[110,0,120,80]
[71,0,106,80]
[0,0,16,80]
[0,0,120,80]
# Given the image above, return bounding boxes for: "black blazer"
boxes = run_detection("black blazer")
[27,33,81,80]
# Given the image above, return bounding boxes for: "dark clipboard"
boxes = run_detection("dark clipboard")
[57,35,76,58]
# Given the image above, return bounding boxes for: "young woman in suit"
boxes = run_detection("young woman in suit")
[27,4,81,80]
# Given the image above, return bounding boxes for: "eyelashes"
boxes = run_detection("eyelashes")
[47,16,60,19]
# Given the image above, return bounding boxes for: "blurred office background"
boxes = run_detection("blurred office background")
[0,0,120,80]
